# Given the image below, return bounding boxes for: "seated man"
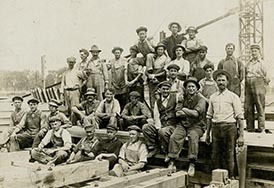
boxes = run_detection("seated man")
[93,124,123,169]
[142,81,178,158]
[7,98,47,152]
[109,125,148,177]
[31,116,72,166]
[94,88,121,129]
[66,124,99,164]
[121,91,151,130]
[168,77,207,176]
[0,96,27,150]
[71,88,100,127]
[32,99,72,148]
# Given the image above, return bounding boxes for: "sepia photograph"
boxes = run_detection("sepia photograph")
[0,0,274,187]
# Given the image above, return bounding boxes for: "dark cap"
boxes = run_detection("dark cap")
[203,63,214,71]
[12,96,23,102]
[157,81,172,88]
[111,46,124,54]
[173,44,186,52]
[106,124,118,131]
[128,125,142,132]
[167,64,180,71]
[155,42,166,51]
[213,69,231,81]
[129,45,139,52]
[84,124,95,130]
[27,98,39,104]
[48,99,60,107]
[198,45,208,52]
[85,88,96,96]
[89,45,102,52]
[250,44,260,50]
[129,91,141,97]
[183,77,200,90]
[136,26,148,34]
[186,26,198,33]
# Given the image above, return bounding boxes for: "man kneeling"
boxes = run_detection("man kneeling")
[31,116,72,166]
[109,125,148,177]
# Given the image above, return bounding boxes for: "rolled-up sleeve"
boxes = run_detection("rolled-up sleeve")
[119,143,126,160]
[138,143,148,163]
[232,95,244,120]
[206,98,214,119]
[62,129,72,150]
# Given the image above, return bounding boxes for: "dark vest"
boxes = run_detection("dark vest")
[157,93,177,127]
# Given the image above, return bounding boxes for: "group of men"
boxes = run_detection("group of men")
[0,21,270,179]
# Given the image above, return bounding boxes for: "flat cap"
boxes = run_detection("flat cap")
[136,26,148,34]
[129,91,141,97]
[85,88,96,96]
[107,124,118,131]
[250,44,260,50]
[48,99,60,107]
[111,46,124,54]
[168,22,182,32]
[84,124,95,130]
[186,26,198,33]
[67,56,76,63]
[167,64,180,71]
[12,96,23,102]
[27,98,39,104]
[157,81,172,88]
[49,116,62,123]
[128,125,142,132]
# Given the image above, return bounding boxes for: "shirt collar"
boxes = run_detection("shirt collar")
[161,95,170,102]
[225,55,236,61]
[218,88,228,95]
[53,128,63,137]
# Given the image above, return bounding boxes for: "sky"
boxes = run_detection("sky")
[0,0,274,74]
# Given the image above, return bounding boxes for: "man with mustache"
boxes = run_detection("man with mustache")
[205,70,244,178]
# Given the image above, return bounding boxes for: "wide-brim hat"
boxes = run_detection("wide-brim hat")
[129,91,141,98]
[154,43,166,51]
[128,125,142,132]
[186,26,198,34]
[27,98,39,104]
[48,99,60,107]
[167,64,180,71]
[183,77,200,90]
[136,26,148,34]
[168,22,182,32]
[157,81,172,88]
[198,45,208,52]
[213,69,231,81]
[111,47,124,54]
[85,88,96,96]
[12,96,23,102]
[173,44,186,52]
[89,45,102,52]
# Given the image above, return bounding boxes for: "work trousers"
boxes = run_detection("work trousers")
[120,118,147,131]
[212,123,237,178]
[142,123,175,153]
[31,148,69,165]
[95,116,118,129]
[245,77,266,131]
[7,132,34,152]
[64,90,80,116]
[168,125,204,160]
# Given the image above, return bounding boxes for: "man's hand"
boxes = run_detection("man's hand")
[237,136,244,147]
[37,130,45,137]
[10,132,17,140]
[205,133,211,145]
[95,154,104,161]
[121,162,130,172]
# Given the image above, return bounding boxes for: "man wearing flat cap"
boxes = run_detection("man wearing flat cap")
[77,48,89,71]
[85,45,109,101]
[60,56,86,117]
[108,46,128,110]
[0,96,27,149]
[109,125,148,177]
[142,81,178,158]
[93,124,123,170]
[146,42,171,108]
[190,45,213,81]
[167,77,207,176]
[31,116,72,166]
[165,44,190,81]
[161,22,187,60]
[7,98,47,152]
[245,44,270,133]
[32,99,72,149]
[71,88,100,127]
[166,64,184,96]
[182,26,202,64]
[217,43,244,96]
[206,69,244,178]
[121,91,151,130]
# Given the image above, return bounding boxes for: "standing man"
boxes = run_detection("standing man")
[190,45,212,81]
[161,22,187,60]
[77,48,89,71]
[0,96,27,149]
[86,45,109,100]
[167,77,207,176]
[7,98,47,152]
[218,43,244,96]
[60,57,85,116]
[109,47,128,110]
[199,63,218,99]
[205,70,244,178]
[245,44,270,133]
[142,81,178,158]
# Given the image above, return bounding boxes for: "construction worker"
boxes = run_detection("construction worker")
[86,45,109,100]
[77,48,89,71]
[109,46,128,110]
[245,44,270,133]
[218,43,244,96]
[121,91,151,130]
[167,77,207,176]
[109,125,148,177]
[7,98,47,152]
[142,81,178,158]
[205,70,244,178]
[0,96,27,150]
[162,22,187,60]
[71,88,100,127]
[66,124,99,164]
[190,45,212,81]
[31,116,72,166]
[60,57,85,116]
[166,64,184,96]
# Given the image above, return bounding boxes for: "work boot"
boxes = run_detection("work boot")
[188,163,195,177]
[265,129,272,134]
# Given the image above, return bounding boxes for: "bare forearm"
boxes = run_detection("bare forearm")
[206,119,212,135]
[182,108,199,117]
[237,119,244,138]
[128,162,145,171]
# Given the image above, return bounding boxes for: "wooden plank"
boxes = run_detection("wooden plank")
[2,160,109,188]
[247,178,274,186]
[89,168,171,188]
[0,151,30,168]
[124,171,187,188]
[237,145,247,188]
[248,163,274,171]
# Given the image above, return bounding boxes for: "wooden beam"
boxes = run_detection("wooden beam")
[2,160,109,188]
[88,168,171,188]
[123,171,188,188]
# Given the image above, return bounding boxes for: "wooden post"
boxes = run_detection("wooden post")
[237,145,247,188]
